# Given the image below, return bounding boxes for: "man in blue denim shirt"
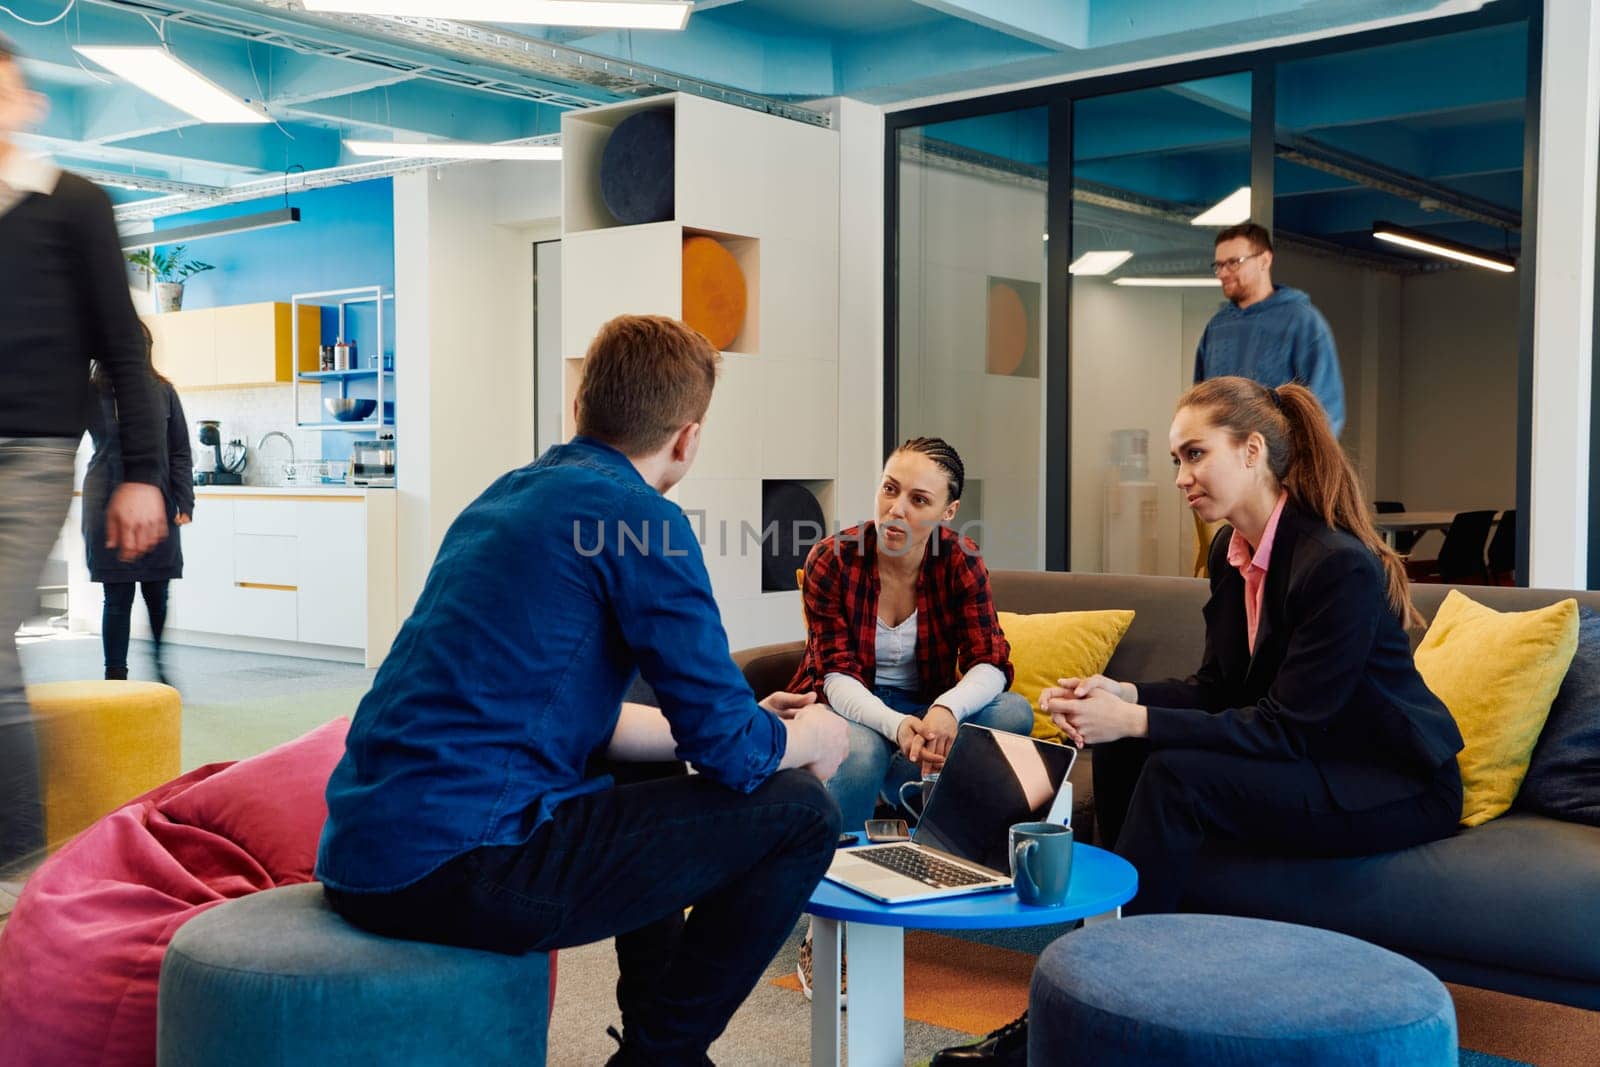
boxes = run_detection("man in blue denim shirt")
[318,315,849,1066]
[1195,223,1345,437]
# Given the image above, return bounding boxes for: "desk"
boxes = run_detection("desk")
[1373,510,1499,551]
[805,840,1138,1067]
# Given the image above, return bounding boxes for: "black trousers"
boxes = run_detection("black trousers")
[100,580,169,679]
[1092,739,1462,914]
[327,766,840,1065]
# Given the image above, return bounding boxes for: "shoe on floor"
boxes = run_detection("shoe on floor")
[930,1011,1028,1065]
[796,928,847,1007]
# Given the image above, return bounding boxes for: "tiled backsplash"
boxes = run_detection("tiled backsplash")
[178,384,329,486]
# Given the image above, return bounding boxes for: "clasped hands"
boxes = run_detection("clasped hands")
[1038,674,1148,748]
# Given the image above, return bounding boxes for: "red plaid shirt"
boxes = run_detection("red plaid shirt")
[788,522,1013,703]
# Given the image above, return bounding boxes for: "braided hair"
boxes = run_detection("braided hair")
[894,436,964,504]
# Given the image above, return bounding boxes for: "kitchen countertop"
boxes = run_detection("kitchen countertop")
[193,484,382,496]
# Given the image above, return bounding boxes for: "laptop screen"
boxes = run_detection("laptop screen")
[911,724,1076,872]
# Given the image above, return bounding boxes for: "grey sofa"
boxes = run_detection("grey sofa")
[731,569,1600,1010]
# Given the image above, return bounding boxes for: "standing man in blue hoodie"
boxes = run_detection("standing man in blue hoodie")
[1196,222,1345,437]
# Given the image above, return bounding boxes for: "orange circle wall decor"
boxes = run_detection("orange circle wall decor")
[986,282,1028,376]
[682,235,747,351]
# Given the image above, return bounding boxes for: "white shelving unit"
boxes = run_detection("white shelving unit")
[561,93,841,650]
[291,285,395,431]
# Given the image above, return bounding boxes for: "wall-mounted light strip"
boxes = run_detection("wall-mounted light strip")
[1068,250,1134,276]
[345,140,562,161]
[1111,277,1221,288]
[1371,220,1516,273]
[73,47,268,124]
[119,207,301,250]
[1191,186,1252,227]
[301,0,692,30]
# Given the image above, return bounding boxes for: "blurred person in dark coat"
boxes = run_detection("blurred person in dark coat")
[84,321,194,683]
[0,33,168,876]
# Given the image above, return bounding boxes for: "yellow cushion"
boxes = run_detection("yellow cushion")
[28,680,182,849]
[997,610,1135,743]
[1413,590,1578,827]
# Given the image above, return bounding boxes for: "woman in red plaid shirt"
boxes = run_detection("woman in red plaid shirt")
[791,437,1033,822]
[790,437,1033,996]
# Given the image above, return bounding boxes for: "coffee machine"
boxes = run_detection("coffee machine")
[194,420,247,485]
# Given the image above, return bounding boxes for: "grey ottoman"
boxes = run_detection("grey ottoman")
[1030,914,1456,1065]
[158,883,550,1066]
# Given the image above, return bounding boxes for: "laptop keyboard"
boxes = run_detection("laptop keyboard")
[857,845,993,888]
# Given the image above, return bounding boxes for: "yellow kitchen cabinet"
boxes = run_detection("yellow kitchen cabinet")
[142,302,320,389]
[147,307,217,388]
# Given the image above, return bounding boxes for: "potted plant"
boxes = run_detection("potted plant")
[125,245,215,312]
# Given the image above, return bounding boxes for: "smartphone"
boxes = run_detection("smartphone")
[864,818,911,843]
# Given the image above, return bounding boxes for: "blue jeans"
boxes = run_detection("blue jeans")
[327,767,840,1065]
[825,685,1035,831]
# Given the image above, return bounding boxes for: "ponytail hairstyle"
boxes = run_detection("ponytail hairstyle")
[1179,376,1422,629]
[894,436,964,504]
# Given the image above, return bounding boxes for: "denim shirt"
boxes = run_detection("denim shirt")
[1194,284,1346,436]
[317,436,787,892]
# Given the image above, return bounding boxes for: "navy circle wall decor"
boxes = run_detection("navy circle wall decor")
[762,481,826,593]
[600,110,675,225]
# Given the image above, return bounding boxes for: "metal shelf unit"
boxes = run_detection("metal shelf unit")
[291,285,395,432]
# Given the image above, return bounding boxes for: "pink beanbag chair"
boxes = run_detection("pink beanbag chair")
[0,718,349,1067]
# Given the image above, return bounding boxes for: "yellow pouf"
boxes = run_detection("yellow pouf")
[26,680,181,850]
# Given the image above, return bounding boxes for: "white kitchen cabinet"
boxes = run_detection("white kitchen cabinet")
[294,500,368,650]
[168,498,236,635]
[78,489,396,664]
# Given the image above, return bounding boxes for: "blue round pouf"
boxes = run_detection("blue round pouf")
[1030,915,1456,1066]
[157,883,550,1067]
[600,109,675,225]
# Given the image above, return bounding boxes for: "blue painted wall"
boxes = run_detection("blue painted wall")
[150,179,396,463]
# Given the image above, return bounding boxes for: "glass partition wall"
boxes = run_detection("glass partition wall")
[1068,74,1251,577]
[888,4,1533,580]
[896,109,1049,570]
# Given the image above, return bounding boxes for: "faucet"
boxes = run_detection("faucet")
[257,431,296,481]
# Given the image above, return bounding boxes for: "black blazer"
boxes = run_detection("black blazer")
[1137,503,1463,810]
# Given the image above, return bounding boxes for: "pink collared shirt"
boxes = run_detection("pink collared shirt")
[1227,492,1289,652]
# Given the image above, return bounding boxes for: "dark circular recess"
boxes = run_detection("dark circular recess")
[599,109,675,225]
[761,481,826,593]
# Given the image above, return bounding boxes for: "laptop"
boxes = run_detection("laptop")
[824,723,1077,905]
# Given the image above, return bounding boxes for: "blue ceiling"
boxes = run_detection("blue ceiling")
[2,0,1527,260]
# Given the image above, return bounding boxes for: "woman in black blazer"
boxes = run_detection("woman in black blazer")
[1051,376,1464,914]
[934,378,1466,1066]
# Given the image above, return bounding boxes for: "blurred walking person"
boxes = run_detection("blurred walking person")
[84,321,193,683]
[0,33,167,878]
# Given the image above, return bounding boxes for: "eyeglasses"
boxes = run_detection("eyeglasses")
[1210,251,1264,275]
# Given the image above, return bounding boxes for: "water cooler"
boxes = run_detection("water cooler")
[1102,428,1159,575]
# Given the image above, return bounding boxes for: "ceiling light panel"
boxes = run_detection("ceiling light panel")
[301,0,692,30]
[1068,250,1134,276]
[345,140,562,160]
[1371,222,1516,273]
[1111,277,1221,288]
[1190,186,1252,227]
[73,47,268,125]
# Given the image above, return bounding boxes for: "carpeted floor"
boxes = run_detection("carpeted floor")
[10,634,1600,1065]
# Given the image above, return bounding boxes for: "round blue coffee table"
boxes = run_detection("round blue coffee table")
[805,837,1137,1067]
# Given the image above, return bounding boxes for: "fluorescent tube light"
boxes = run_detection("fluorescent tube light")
[1112,277,1221,288]
[119,207,301,250]
[1191,186,1251,227]
[344,140,562,161]
[302,0,692,29]
[1068,250,1133,276]
[73,47,268,124]
[1371,221,1515,273]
